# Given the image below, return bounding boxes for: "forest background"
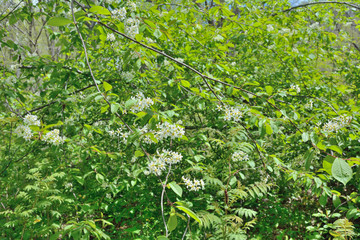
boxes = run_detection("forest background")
[1,0,360,239]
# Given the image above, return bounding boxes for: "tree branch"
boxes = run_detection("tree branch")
[97,22,223,104]
[0,0,24,23]
[282,1,360,13]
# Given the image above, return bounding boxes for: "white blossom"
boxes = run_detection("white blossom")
[223,106,243,122]
[112,7,127,21]
[42,129,65,145]
[323,115,351,132]
[232,151,249,162]
[146,37,155,43]
[14,125,33,141]
[175,58,184,63]
[267,24,274,32]
[14,114,41,140]
[24,114,40,126]
[155,121,185,141]
[182,176,205,191]
[130,92,154,113]
[125,18,139,38]
[127,2,137,12]
[148,149,182,176]
[107,33,116,42]
[121,71,135,81]
[290,84,301,93]
[214,35,224,42]
[305,99,313,110]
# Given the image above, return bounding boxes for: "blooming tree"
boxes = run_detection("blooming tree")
[1,0,360,239]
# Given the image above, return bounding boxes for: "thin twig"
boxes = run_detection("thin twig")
[0,147,36,176]
[0,0,24,23]
[161,164,172,237]
[70,0,151,162]
[181,214,191,240]
[282,1,360,13]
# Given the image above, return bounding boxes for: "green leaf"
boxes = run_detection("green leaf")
[96,173,105,183]
[135,150,144,157]
[167,214,177,232]
[310,132,319,145]
[332,158,353,186]
[304,149,315,171]
[265,86,273,95]
[323,155,335,175]
[111,103,120,113]
[319,192,327,207]
[44,121,63,130]
[154,29,162,39]
[265,122,273,135]
[74,176,84,186]
[181,80,191,88]
[47,17,72,26]
[175,205,201,224]
[332,195,341,208]
[144,19,157,29]
[103,82,112,92]
[302,132,309,142]
[101,105,109,113]
[169,182,182,197]
[328,145,343,155]
[89,6,111,15]
[157,236,168,240]
[346,208,359,220]
[125,99,137,110]
[135,112,147,118]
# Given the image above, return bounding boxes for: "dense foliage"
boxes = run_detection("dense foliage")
[1,0,360,239]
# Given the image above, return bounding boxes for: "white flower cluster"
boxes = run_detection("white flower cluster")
[107,33,116,42]
[42,129,66,145]
[4,76,16,86]
[232,151,249,162]
[14,114,41,141]
[127,1,136,12]
[112,2,138,37]
[214,35,224,42]
[125,18,139,38]
[322,115,351,132]
[146,37,155,44]
[130,92,154,113]
[24,114,41,126]
[279,28,291,34]
[182,176,205,191]
[175,58,184,63]
[305,99,313,110]
[148,149,183,175]
[267,24,274,32]
[140,121,185,144]
[15,114,66,145]
[290,84,301,93]
[121,70,135,81]
[155,121,185,141]
[112,7,127,21]
[223,106,243,122]
[64,182,73,189]
[108,126,130,144]
[309,22,320,29]
[108,120,185,145]
[14,125,33,141]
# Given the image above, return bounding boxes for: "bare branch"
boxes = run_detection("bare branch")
[0,0,24,23]
[282,1,360,13]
